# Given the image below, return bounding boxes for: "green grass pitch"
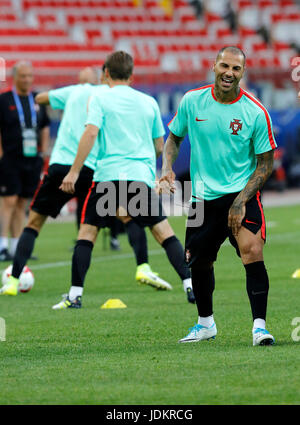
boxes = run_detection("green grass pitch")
[0,204,300,405]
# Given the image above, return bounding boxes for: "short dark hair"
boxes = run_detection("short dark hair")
[216,46,246,65]
[104,51,134,80]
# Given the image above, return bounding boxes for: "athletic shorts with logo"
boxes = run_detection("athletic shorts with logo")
[81,180,166,228]
[30,164,94,218]
[0,155,43,198]
[185,191,266,267]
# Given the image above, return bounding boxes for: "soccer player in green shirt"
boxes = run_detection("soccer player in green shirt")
[54,51,193,309]
[160,46,277,346]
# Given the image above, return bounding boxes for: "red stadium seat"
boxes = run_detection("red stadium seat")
[0,0,295,89]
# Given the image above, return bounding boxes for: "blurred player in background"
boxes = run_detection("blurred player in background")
[160,46,277,346]
[54,51,193,309]
[78,67,98,85]
[0,61,50,261]
[0,67,104,296]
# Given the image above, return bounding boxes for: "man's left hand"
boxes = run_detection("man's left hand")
[59,170,79,194]
[228,200,246,237]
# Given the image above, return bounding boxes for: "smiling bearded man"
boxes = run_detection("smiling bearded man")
[159,46,277,346]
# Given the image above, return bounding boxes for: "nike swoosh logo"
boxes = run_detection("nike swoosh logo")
[245,219,258,225]
[252,290,267,295]
[195,118,208,122]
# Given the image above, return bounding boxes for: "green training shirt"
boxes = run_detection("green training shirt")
[168,84,277,201]
[86,85,165,187]
[49,83,109,170]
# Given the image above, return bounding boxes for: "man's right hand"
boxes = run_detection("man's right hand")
[59,170,79,194]
[158,170,176,194]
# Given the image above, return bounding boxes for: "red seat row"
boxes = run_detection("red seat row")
[0,43,113,51]
[0,28,67,36]
[66,14,173,24]
[23,0,135,9]
[112,29,208,38]
[0,14,17,21]
[272,12,300,22]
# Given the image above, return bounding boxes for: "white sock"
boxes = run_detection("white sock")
[253,318,266,331]
[68,286,83,301]
[0,237,9,251]
[198,315,214,328]
[9,238,19,256]
[183,277,192,292]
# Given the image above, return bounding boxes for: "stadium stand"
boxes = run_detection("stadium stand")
[0,0,299,88]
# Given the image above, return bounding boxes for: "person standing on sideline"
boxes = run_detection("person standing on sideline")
[54,51,194,309]
[159,46,277,346]
[0,61,50,261]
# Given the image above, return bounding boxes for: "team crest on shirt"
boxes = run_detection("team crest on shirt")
[230,119,243,135]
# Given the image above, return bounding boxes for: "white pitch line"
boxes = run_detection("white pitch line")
[1,230,300,274]
[0,249,163,274]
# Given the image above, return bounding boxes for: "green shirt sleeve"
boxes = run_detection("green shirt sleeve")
[168,94,188,138]
[48,85,75,110]
[85,94,104,129]
[152,99,165,139]
[253,109,277,154]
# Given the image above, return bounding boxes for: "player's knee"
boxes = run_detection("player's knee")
[16,196,27,208]
[77,224,98,243]
[240,241,263,262]
[191,260,214,272]
[3,195,18,210]
[151,220,174,245]
[27,213,46,233]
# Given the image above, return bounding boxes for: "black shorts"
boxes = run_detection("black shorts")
[81,180,166,229]
[0,156,43,198]
[185,191,266,267]
[31,164,94,218]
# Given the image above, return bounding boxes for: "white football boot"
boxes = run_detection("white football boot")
[253,328,275,346]
[178,323,217,343]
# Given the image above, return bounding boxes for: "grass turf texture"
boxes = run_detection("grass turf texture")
[0,204,300,405]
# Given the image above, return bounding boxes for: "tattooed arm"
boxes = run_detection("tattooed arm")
[228,149,274,236]
[159,131,184,193]
[153,136,164,159]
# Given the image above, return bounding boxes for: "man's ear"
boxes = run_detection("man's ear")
[212,61,216,72]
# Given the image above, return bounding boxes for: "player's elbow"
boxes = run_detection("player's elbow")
[85,124,99,140]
